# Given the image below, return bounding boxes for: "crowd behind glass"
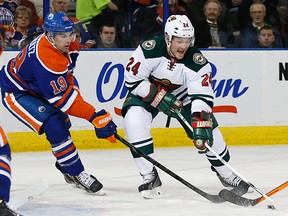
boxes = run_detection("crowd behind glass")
[0,0,287,49]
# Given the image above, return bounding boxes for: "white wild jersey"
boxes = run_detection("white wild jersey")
[124,36,215,112]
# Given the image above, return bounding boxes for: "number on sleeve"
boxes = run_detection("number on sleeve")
[126,57,141,76]
[201,73,212,87]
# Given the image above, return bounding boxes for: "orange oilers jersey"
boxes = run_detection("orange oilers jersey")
[0,34,93,117]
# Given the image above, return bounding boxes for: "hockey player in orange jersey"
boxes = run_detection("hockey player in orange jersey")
[0,124,23,216]
[0,11,117,202]
[0,35,23,215]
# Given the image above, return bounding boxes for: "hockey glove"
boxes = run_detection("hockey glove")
[90,109,117,143]
[191,111,213,154]
[143,84,183,118]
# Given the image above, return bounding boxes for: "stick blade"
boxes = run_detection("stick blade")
[219,181,288,207]
[9,178,49,209]
[219,189,257,207]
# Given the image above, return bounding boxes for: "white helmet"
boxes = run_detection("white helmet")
[164,15,195,47]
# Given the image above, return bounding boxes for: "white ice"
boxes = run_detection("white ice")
[8,145,288,216]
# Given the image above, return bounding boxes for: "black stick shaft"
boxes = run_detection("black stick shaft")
[115,133,224,203]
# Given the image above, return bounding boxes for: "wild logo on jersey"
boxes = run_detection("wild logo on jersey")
[193,53,206,65]
[142,40,156,50]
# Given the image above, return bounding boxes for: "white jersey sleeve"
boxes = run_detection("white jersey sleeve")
[124,45,161,98]
[185,62,214,113]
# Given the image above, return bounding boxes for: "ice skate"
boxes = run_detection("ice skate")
[55,162,105,195]
[211,166,250,196]
[138,167,165,199]
[63,171,106,195]
[0,199,22,216]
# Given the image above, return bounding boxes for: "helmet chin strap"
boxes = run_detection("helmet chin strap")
[166,40,176,58]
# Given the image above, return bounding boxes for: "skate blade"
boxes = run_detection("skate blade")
[73,184,106,196]
[85,189,106,196]
[140,186,167,199]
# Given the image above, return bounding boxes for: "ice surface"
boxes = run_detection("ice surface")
[8,145,288,216]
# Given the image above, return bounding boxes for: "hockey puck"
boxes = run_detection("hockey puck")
[267,205,276,210]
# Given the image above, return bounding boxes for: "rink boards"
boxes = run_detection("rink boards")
[0,49,288,152]
[7,126,288,152]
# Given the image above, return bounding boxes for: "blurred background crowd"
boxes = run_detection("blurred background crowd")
[0,0,287,49]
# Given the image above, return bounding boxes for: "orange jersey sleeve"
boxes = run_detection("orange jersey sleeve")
[65,92,96,121]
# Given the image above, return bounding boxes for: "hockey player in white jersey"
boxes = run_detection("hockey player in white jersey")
[121,14,250,198]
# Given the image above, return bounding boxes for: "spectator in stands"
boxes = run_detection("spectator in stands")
[51,0,68,13]
[252,0,280,29]
[20,0,40,26]
[38,0,95,48]
[236,2,282,47]
[91,23,119,48]
[4,6,40,49]
[221,0,279,33]
[194,0,236,48]
[76,0,118,41]
[257,25,279,48]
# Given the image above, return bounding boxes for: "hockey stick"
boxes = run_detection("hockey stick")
[219,180,288,207]
[175,110,275,205]
[115,133,225,203]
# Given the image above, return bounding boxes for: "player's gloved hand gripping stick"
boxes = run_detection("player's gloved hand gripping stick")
[174,109,275,205]
[143,84,183,118]
[191,111,213,154]
[90,109,117,143]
